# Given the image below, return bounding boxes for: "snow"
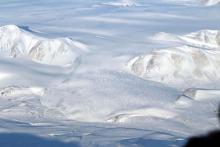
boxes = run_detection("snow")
[163,0,220,6]
[183,88,220,101]
[152,30,220,49]
[0,0,219,147]
[107,107,177,123]
[103,0,138,7]
[0,86,45,97]
[0,72,10,81]
[128,30,220,87]
[199,0,220,6]
[0,25,88,67]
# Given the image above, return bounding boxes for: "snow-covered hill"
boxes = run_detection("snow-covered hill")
[0,25,88,66]
[152,30,220,49]
[128,30,220,87]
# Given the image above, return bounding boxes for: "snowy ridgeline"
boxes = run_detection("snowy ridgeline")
[128,30,220,87]
[0,25,88,66]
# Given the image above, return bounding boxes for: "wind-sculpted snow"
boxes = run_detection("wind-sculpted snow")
[128,30,220,87]
[0,25,88,66]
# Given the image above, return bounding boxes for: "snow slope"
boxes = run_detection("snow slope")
[0,25,88,66]
[128,30,220,87]
[0,0,219,147]
[152,30,220,49]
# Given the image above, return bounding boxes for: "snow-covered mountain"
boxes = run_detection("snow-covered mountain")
[128,30,220,87]
[152,30,220,49]
[0,25,87,66]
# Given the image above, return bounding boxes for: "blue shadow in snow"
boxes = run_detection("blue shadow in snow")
[18,25,39,34]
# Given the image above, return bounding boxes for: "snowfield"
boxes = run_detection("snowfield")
[0,0,220,147]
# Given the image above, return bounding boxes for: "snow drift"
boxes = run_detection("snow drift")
[0,25,88,66]
[128,30,220,86]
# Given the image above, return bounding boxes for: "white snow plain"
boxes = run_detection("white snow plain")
[0,0,220,147]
